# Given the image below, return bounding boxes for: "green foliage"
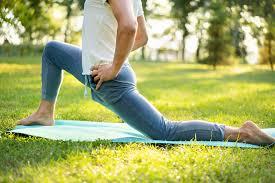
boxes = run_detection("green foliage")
[1,0,83,44]
[259,37,275,70]
[0,0,59,43]
[170,0,203,30]
[170,0,203,61]
[228,6,247,62]
[0,57,274,182]
[1,0,274,68]
[230,0,274,70]
[76,0,85,10]
[141,0,148,16]
[206,0,235,69]
[53,0,81,43]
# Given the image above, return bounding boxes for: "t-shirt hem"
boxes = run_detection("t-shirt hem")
[82,72,91,75]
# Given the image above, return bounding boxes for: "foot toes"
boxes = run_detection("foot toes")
[17,117,33,125]
[17,119,26,125]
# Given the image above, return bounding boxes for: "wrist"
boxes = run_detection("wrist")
[111,64,120,77]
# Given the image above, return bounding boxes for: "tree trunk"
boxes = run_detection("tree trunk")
[64,3,72,43]
[28,28,33,43]
[181,35,186,62]
[267,38,273,71]
[196,36,202,62]
[141,47,146,60]
[64,20,70,43]
[213,63,216,70]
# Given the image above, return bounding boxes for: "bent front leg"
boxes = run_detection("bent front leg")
[41,41,84,102]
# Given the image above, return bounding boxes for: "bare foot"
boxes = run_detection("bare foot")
[17,111,54,126]
[239,121,275,146]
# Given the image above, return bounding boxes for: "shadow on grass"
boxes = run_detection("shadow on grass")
[137,68,275,96]
[0,57,41,65]
[159,88,275,127]
[217,71,275,84]
[0,133,176,175]
[136,66,211,79]
[0,134,113,173]
[140,67,274,85]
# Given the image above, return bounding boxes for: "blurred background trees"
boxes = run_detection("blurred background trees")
[205,0,234,69]
[0,0,274,70]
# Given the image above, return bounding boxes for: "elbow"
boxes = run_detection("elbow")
[143,34,148,46]
[119,20,138,36]
[139,33,148,47]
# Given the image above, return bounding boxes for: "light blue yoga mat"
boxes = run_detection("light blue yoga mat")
[10,120,275,148]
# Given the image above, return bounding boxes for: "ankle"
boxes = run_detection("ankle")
[37,110,54,117]
[239,127,251,140]
[224,126,241,141]
[37,100,55,117]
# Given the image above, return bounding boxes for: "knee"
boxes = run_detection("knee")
[146,118,172,141]
[43,41,60,56]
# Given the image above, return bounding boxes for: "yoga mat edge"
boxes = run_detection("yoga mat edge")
[9,120,275,149]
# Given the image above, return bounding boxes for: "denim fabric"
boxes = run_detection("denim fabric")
[41,41,225,141]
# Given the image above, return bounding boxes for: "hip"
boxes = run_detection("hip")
[87,63,137,104]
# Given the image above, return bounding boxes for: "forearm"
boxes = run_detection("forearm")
[131,38,146,51]
[112,25,137,74]
[131,16,148,52]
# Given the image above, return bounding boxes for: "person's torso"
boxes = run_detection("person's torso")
[82,0,143,75]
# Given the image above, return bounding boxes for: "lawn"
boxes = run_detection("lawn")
[0,57,274,182]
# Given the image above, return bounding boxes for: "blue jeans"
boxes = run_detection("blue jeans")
[42,41,225,141]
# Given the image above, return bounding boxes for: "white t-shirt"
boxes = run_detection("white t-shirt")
[82,0,144,75]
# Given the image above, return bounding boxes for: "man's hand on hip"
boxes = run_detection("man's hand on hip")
[91,64,118,90]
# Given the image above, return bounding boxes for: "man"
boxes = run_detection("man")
[18,0,275,145]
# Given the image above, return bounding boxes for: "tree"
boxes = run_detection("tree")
[76,0,85,10]
[0,0,15,27]
[259,37,275,67]
[206,0,234,69]
[53,0,81,43]
[170,0,203,62]
[140,0,148,60]
[1,0,59,44]
[252,0,274,71]
[193,7,208,62]
[230,0,274,70]
[258,28,275,70]
[228,5,247,63]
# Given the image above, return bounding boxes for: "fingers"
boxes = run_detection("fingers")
[91,64,100,71]
[96,79,103,90]
[91,64,111,90]
[94,75,100,83]
[91,70,98,77]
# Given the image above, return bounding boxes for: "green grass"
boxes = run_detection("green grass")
[0,57,274,182]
